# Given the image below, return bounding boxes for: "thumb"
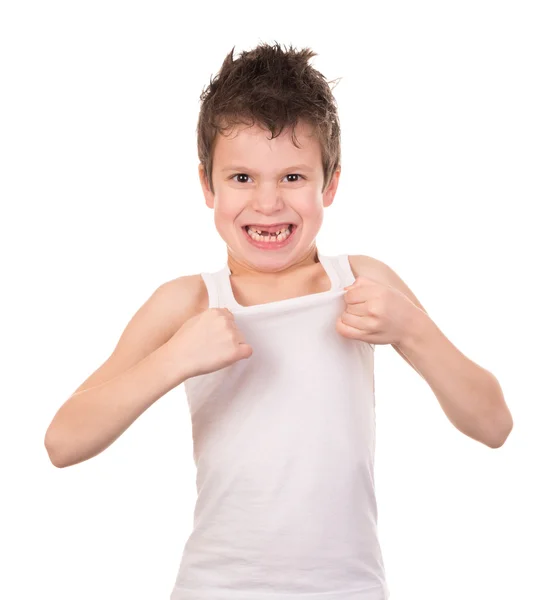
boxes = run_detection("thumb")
[240,343,253,358]
[344,280,357,291]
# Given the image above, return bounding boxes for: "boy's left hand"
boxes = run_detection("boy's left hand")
[336,276,422,347]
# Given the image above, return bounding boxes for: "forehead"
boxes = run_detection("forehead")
[214,120,322,171]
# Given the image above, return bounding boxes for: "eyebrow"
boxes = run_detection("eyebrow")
[221,164,314,173]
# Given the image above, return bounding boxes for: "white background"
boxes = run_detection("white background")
[1,1,547,599]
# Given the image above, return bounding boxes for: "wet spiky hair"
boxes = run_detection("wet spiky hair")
[197,41,342,194]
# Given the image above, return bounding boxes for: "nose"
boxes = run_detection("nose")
[251,184,286,214]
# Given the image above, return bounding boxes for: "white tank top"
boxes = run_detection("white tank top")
[170,253,389,600]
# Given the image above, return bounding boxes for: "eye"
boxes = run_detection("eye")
[231,174,251,184]
[230,174,304,184]
[284,174,304,183]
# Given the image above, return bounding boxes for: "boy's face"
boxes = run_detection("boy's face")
[199,119,340,272]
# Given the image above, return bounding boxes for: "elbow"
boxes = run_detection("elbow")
[484,375,514,449]
[44,427,100,468]
[44,429,69,468]
[490,426,513,449]
[487,414,514,449]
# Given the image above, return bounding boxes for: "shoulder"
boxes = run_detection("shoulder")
[154,272,210,328]
[348,254,390,283]
[66,274,209,397]
[348,254,428,314]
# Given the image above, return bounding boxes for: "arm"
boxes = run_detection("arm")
[44,277,203,468]
[397,311,513,448]
[350,255,513,448]
[44,341,189,468]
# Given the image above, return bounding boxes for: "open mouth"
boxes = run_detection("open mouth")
[242,223,298,247]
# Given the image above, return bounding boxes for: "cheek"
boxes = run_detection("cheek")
[212,196,247,241]
[294,195,324,227]
[214,194,245,220]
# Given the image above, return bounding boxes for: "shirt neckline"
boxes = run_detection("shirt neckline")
[222,253,342,315]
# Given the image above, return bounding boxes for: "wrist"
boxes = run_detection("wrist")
[397,308,433,354]
[156,339,193,387]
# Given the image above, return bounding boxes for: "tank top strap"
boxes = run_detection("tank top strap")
[318,253,357,289]
[200,267,240,310]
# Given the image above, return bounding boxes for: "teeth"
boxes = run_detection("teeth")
[245,225,292,242]
[249,225,290,235]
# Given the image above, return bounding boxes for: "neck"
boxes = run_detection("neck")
[227,245,319,280]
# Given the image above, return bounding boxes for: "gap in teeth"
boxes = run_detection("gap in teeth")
[245,225,292,242]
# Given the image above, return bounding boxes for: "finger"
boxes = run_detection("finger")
[343,302,369,316]
[340,311,370,330]
[336,317,364,339]
[344,289,371,305]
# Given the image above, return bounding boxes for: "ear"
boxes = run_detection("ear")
[323,167,341,208]
[198,163,215,209]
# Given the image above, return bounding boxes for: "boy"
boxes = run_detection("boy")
[44,42,513,599]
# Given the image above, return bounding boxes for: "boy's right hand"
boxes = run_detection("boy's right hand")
[168,308,253,380]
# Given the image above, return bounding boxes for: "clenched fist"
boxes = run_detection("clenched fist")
[167,308,253,380]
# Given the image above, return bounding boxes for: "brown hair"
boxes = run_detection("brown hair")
[197,41,342,194]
